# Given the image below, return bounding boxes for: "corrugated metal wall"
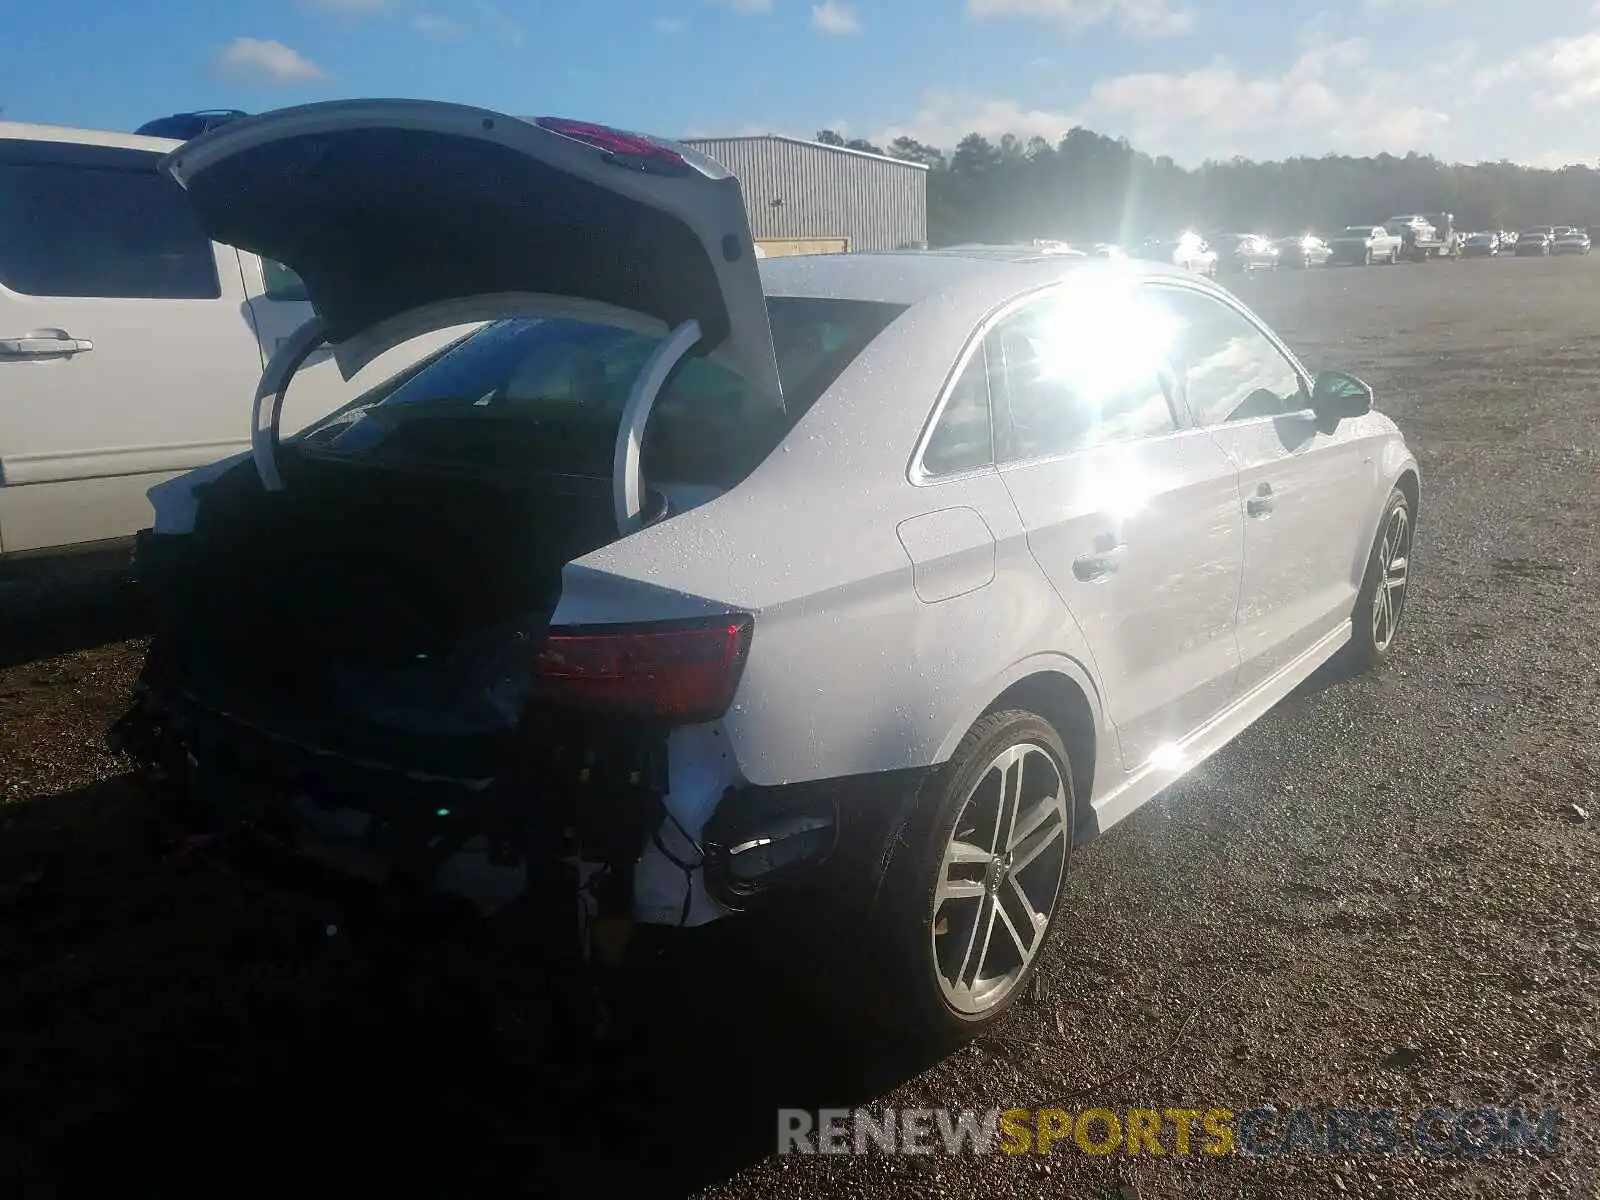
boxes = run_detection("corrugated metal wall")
[681,136,927,252]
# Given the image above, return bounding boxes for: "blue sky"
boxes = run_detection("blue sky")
[5,0,1600,166]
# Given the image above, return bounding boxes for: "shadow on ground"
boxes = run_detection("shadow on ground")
[0,777,939,1198]
[0,574,148,669]
[1288,649,1365,699]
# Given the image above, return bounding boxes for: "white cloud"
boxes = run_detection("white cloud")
[1082,38,1456,160]
[712,0,774,12]
[1483,32,1600,110]
[812,1,861,34]
[213,37,327,85]
[876,90,1082,148]
[655,15,687,32]
[412,12,461,37]
[847,11,1600,168]
[968,0,1195,38]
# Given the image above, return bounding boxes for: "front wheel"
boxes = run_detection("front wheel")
[1343,488,1413,671]
[870,710,1074,1044]
[1364,248,1374,265]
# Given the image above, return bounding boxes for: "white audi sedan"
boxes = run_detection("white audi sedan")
[115,101,1419,1042]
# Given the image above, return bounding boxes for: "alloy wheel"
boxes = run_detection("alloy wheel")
[931,742,1070,1016]
[1372,505,1411,652]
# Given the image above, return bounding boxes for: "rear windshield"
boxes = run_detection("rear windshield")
[298,297,905,489]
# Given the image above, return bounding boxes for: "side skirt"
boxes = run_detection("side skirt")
[1082,619,1352,839]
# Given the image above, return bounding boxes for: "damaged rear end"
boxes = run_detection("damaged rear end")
[111,101,872,971]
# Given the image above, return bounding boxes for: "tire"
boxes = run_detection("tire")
[1343,488,1413,672]
[867,709,1075,1045]
[1364,248,1373,265]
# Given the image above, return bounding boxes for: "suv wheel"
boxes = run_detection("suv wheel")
[872,710,1074,1044]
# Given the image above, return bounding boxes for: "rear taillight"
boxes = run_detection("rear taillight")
[533,616,753,724]
[533,117,690,175]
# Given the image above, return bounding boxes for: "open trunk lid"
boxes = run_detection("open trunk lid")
[159,99,784,406]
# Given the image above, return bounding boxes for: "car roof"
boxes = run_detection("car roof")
[0,119,180,153]
[757,248,1198,306]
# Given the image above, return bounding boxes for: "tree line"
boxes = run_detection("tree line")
[815,128,1600,246]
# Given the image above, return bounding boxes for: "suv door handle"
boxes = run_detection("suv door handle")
[1072,542,1128,582]
[0,335,94,357]
[1246,485,1275,518]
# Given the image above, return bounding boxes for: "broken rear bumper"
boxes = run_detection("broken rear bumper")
[111,667,930,938]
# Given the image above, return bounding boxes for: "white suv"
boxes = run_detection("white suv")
[0,119,469,568]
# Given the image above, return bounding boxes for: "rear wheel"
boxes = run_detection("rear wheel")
[1343,488,1413,671]
[870,710,1074,1044]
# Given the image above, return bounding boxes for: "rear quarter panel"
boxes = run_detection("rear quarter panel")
[552,287,1110,788]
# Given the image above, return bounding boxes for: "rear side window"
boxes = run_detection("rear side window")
[303,297,904,489]
[0,161,220,299]
[921,351,994,476]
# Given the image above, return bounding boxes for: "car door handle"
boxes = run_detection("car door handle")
[1246,486,1275,518]
[0,335,94,357]
[1072,543,1128,582]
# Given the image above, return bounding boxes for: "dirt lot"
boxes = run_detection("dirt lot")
[3,254,1599,1198]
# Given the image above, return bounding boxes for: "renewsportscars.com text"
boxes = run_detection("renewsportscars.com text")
[777,1106,1561,1158]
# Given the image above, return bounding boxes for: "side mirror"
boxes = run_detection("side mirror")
[1311,370,1374,419]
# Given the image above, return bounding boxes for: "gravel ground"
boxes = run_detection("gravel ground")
[2,254,1598,1198]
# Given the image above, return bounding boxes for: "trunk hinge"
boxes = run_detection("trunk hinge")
[251,316,331,491]
[612,318,702,535]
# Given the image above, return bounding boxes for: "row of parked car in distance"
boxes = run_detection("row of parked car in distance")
[1114,217,1596,275]
[1462,226,1594,256]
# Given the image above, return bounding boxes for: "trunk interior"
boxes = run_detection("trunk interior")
[150,449,626,778]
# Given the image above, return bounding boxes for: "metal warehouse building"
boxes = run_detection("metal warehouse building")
[680,135,928,256]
